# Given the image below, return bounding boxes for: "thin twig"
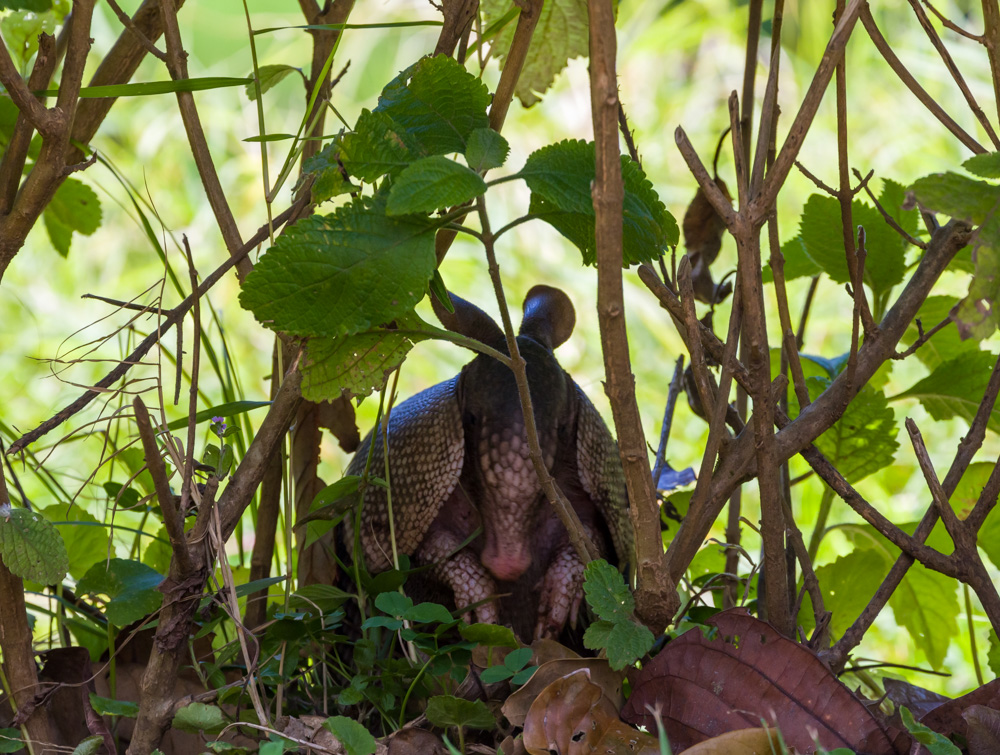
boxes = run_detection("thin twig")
[853,167,927,249]
[861,5,986,154]
[7,196,308,456]
[105,0,167,60]
[922,0,983,41]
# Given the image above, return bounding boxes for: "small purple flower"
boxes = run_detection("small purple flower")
[210,416,227,436]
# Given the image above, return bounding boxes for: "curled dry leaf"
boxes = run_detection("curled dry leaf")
[682,177,733,304]
[884,678,949,720]
[963,704,1000,755]
[683,727,783,754]
[522,669,659,755]
[503,657,626,728]
[919,678,1000,743]
[621,608,907,753]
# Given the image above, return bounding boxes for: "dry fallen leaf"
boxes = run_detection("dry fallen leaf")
[684,727,784,754]
[522,669,659,755]
[504,657,626,727]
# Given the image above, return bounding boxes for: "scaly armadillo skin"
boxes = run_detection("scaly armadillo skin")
[343,339,633,639]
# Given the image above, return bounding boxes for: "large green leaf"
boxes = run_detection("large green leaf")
[893,351,1000,433]
[816,549,884,639]
[889,562,958,671]
[465,128,509,171]
[386,156,486,215]
[912,172,1000,339]
[36,503,109,581]
[337,109,419,182]
[900,296,979,369]
[239,198,437,338]
[0,507,68,585]
[482,0,597,107]
[964,151,1000,179]
[43,177,102,257]
[374,55,490,157]
[77,558,164,627]
[245,63,299,100]
[519,139,676,265]
[322,716,376,755]
[796,193,908,300]
[302,329,419,401]
[813,385,899,483]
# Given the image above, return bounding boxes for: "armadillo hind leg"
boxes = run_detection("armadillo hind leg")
[533,523,603,640]
[417,528,500,625]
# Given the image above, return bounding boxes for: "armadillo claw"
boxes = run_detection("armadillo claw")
[533,546,586,640]
[430,548,499,626]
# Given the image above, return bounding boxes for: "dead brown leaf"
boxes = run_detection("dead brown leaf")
[522,669,659,755]
[621,608,906,754]
[684,727,783,754]
[503,656,625,728]
[919,678,1000,742]
[964,704,1000,755]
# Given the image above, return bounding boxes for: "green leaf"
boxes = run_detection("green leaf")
[459,623,518,648]
[796,193,907,299]
[988,629,1000,676]
[239,198,437,339]
[762,236,822,283]
[964,151,1000,179]
[245,64,299,100]
[479,665,514,683]
[375,591,413,617]
[172,703,227,734]
[42,77,254,99]
[465,128,509,171]
[89,693,139,718]
[900,296,978,370]
[582,619,614,650]
[950,461,994,521]
[164,400,270,431]
[911,172,1000,224]
[893,351,1000,433]
[812,385,898,483]
[0,1,52,10]
[404,601,454,624]
[0,507,68,584]
[322,716,376,755]
[288,583,351,613]
[338,109,417,181]
[899,707,961,755]
[504,647,533,672]
[481,0,595,107]
[375,55,490,157]
[879,178,920,238]
[386,156,486,215]
[0,728,24,754]
[815,550,884,639]
[302,326,419,402]
[582,559,633,620]
[424,695,495,729]
[520,140,676,265]
[35,503,108,581]
[43,177,101,257]
[71,736,106,755]
[77,558,164,627]
[603,619,655,670]
[912,172,1000,339]
[889,561,958,670]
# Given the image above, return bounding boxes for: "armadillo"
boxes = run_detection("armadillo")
[343,285,633,640]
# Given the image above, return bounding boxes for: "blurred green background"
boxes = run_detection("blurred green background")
[2,0,999,695]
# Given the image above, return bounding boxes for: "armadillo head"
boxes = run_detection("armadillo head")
[435,286,577,582]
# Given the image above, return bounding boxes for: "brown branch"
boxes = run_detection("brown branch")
[618,101,641,165]
[922,0,983,41]
[159,0,249,281]
[434,0,478,57]
[0,468,57,749]
[0,31,61,137]
[908,0,1000,148]
[739,0,763,170]
[982,0,1000,128]
[0,33,57,215]
[106,0,167,61]
[7,196,309,456]
[133,396,192,573]
[825,349,1000,670]
[754,0,864,218]
[589,0,676,631]
[489,0,543,133]
[854,167,928,250]
[861,5,986,154]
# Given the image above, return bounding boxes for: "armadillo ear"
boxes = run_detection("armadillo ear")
[431,289,506,350]
[520,285,576,349]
